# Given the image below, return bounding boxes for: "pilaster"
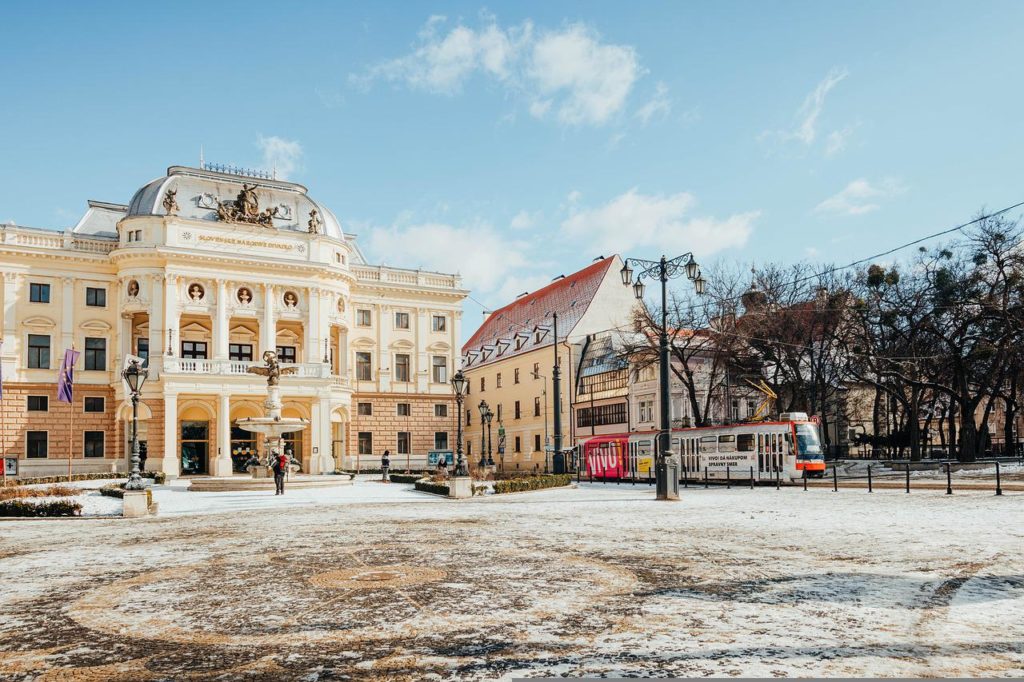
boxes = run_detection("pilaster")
[260,284,276,353]
[162,392,179,478]
[213,393,232,476]
[213,279,228,360]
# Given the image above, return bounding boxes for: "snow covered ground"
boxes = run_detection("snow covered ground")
[0,480,1021,679]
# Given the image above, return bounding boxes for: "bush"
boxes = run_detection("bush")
[0,485,81,501]
[414,480,450,496]
[0,499,82,517]
[389,473,427,484]
[1,472,123,488]
[493,474,573,495]
[142,471,167,485]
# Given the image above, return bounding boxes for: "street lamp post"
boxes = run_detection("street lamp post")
[121,359,149,491]
[532,370,549,469]
[478,400,493,468]
[621,254,705,501]
[450,370,469,477]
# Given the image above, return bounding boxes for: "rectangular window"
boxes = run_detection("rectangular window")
[431,356,447,383]
[534,434,542,452]
[434,431,449,450]
[397,431,411,454]
[466,409,472,426]
[534,397,541,417]
[577,403,628,428]
[395,354,411,382]
[737,434,755,452]
[27,395,48,411]
[731,399,740,421]
[181,341,208,359]
[27,334,50,369]
[26,431,47,458]
[480,377,485,392]
[84,337,106,371]
[746,399,758,420]
[29,282,50,303]
[515,436,522,453]
[137,338,149,366]
[533,362,540,378]
[276,346,296,364]
[395,312,410,329]
[229,344,253,361]
[514,400,521,420]
[84,430,104,458]
[357,309,372,327]
[638,399,654,423]
[432,315,447,332]
[496,404,503,422]
[86,287,107,307]
[358,432,373,455]
[514,368,520,384]
[397,403,411,416]
[84,397,104,413]
[434,404,448,418]
[357,402,373,416]
[496,373,502,388]
[356,352,372,381]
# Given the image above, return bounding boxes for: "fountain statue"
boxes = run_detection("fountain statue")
[236,350,309,478]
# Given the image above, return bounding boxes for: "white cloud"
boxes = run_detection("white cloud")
[814,178,906,216]
[257,135,302,180]
[561,188,758,257]
[760,67,849,152]
[566,190,582,204]
[634,81,671,125]
[354,17,641,127]
[510,210,538,230]
[824,125,855,157]
[364,220,534,296]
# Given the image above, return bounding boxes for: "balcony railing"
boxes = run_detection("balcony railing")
[162,358,334,379]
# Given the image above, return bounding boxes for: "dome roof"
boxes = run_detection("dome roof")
[125,166,343,240]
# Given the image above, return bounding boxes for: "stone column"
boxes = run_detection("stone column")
[148,274,164,375]
[317,289,331,365]
[213,279,229,361]
[212,393,233,477]
[305,287,319,364]
[2,273,19,353]
[162,392,179,478]
[260,284,275,354]
[164,274,179,354]
[309,397,334,474]
[378,304,391,392]
[118,312,132,369]
[416,307,429,392]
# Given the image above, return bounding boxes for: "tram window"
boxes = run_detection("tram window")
[700,435,717,443]
[737,434,754,451]
[718,435,735,443]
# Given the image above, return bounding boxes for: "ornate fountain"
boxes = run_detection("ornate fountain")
[237,350,309,478]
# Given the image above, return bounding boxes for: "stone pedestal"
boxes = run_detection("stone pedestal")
[250,465,272,479]
[212,457,233,478]
[448,476,473,499]
[122,490,151,518]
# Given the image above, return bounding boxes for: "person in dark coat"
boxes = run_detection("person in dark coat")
[271,452,289,495]
[381,449,391,482]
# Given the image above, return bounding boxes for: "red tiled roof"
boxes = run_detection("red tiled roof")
[462,256,617,362]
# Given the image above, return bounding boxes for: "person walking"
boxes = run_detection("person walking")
[381,449,391,483]
[272,451,288,495]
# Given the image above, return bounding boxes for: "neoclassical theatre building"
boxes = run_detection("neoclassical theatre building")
[0,164,466,478]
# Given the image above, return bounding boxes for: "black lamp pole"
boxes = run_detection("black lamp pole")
[486,411,494,466]
[621,254,705,500]
[551,312,561,475]
[451,370,469,476]
[478,400,490,468]
[122,359,149,491]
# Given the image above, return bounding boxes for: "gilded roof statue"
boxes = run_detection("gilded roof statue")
[215,183,278,227]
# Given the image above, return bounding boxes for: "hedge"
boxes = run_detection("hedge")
[1,471,165,488]
[0,499,82,517]
[414,480,450,496]
[493,474,573,495]
[389,473,428,484]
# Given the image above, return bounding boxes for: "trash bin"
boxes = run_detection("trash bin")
[552,452,566,474]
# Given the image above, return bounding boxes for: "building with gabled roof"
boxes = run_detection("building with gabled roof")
[460,255,638,471]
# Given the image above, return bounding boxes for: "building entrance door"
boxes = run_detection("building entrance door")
[180,421,209,475]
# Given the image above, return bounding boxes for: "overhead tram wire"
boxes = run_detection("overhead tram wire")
[460,199,1024,356]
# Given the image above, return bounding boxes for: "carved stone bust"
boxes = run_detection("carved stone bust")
[237,287,252,305]
[189,283,205,302]
[283,291,298,309]
[126,280,140,298]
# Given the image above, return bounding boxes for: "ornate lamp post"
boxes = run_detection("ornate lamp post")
[121,359,149,491]
[477,400,494,468]
[620,254,705,500]
[450,369,469,477]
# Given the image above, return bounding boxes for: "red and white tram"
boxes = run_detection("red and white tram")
[578,412,826,483]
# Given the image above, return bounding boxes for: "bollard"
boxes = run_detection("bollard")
[905,465,910,494]
[726,465,731,489]
[704,466,709,488]
[945,462,952,495]
[832,465,838,492]
[750,466,755,489]
[996,461,1003,496]
[867,465,873,493]
[775,465,781,490]
[683,464,688,489]
[589,465,593,484]
[803,470,808,491]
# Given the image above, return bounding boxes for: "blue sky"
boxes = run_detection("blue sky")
[3,1,1023,333]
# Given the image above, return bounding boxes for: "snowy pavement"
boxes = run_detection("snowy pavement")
[0,481,1021,679]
